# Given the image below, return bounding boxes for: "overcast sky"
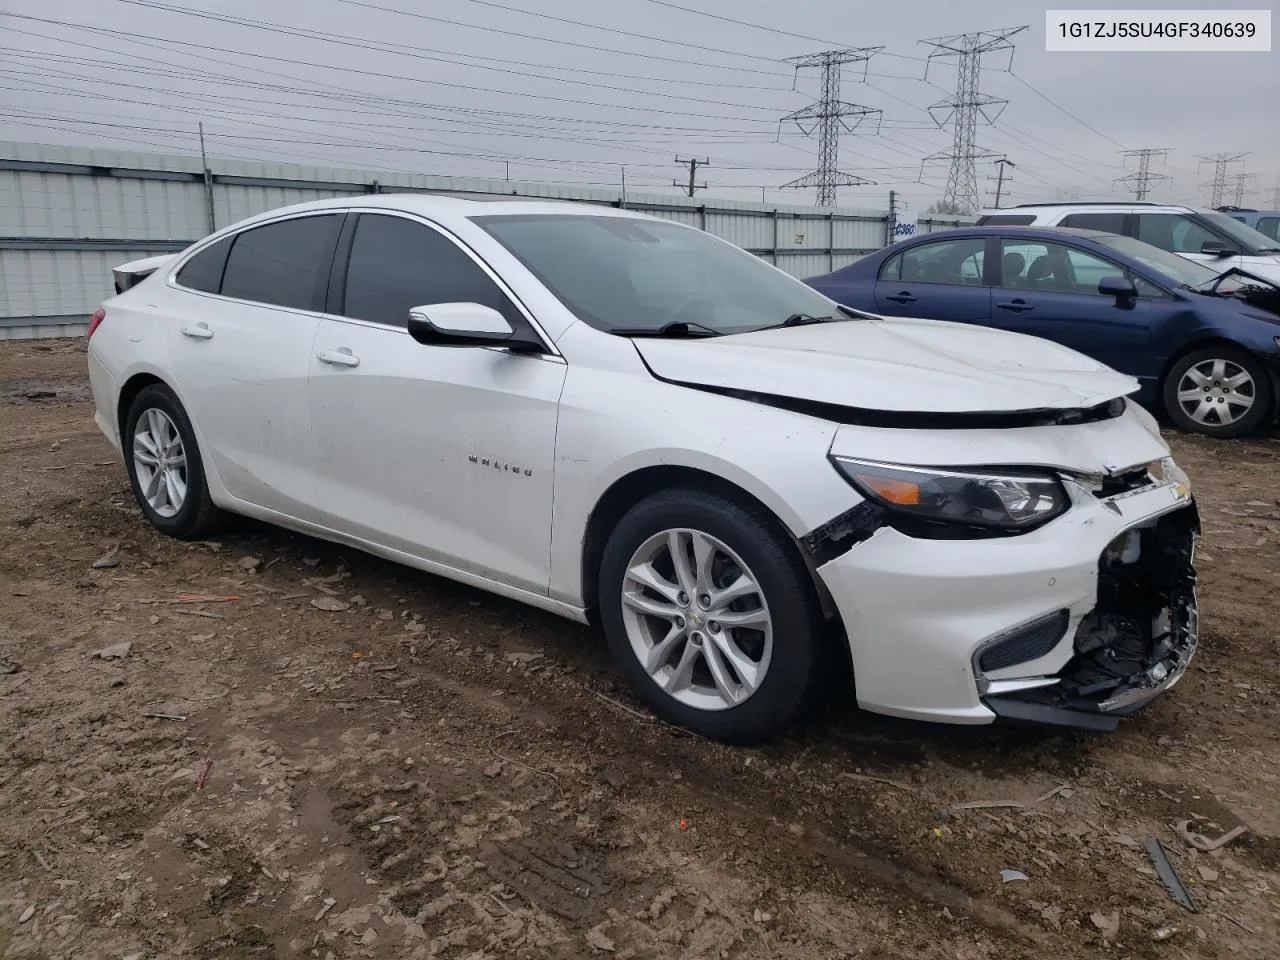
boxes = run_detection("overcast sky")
[1,0,1276,213]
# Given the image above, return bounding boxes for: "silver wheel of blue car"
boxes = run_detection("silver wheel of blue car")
[1164,346,1271,438]
[1176,358,1256,427]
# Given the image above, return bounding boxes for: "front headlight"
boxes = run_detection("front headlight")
[830,457,1069,531]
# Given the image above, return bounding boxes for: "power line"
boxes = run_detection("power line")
[1007,72,1127,150]
[1116,148,1171,200]
[919,26,1027,214]
[778,49,883,206]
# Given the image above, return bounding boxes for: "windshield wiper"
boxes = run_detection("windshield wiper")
[610,320,721,338]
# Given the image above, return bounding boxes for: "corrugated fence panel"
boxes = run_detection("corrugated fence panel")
[214,184,364,229]
[784,253,840,279]
[705,212,774,252]
[831,217,885,252]
[776,216,831,251]
[0,249,158,318]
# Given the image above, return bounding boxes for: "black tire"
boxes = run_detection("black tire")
[122,383,226,539]
[1163,345,1273,438]
[598,488,827,744]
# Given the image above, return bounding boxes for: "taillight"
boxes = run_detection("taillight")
[88,308,106,339]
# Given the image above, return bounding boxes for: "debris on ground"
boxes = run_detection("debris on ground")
[311,595,350,612]
[1089,910,1120,939]
[1175,819,1248,852]
[0,659,19,675]
[91,544,120,568]
[93,641,133,661]
[1145,838,1198,912]
[999,869,1028,883]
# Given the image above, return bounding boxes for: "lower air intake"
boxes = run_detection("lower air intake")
[977,609,1071,672]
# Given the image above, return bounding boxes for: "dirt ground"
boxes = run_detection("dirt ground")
[1,338,1277,960]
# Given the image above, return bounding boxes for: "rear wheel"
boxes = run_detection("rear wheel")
[1163,346,1271,438]
[123,384,225,539]
[598,488,826,743]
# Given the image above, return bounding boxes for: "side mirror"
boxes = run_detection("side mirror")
[406,302,540,351]
[1098,276,1137,305]
[1201,240,1237,258]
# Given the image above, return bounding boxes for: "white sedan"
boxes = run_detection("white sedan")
[88,196,1200,742]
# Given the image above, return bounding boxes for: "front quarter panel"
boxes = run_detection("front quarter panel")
[546,326,859,607]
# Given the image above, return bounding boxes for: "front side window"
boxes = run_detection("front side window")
[340,214,523,330]
[888,237,987,286]
[1091,234,1219,288]
[220,214,342,311]
[1256,217,1280,242]
[998,240,1124,295]
[1137,214,1217,255]
[471,214,838,335]
[175,235,233,294]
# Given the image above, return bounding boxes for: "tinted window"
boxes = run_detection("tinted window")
[341,214,522,329]
[976,214,1036,225]
[175,236,233,294]
[1060,213,1128,233]
[1137,214,1216,255]
[1257,217,1280,241]
[998,240,1124,295]
[892,237,986,286]
[220,214,342,310]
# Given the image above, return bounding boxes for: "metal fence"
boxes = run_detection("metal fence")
[0,140,974,340]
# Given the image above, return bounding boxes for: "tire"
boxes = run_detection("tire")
[122,383,226,539]
[598,488,827,744]
[1163,345,1272,438]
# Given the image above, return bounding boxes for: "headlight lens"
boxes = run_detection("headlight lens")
[830,457,1069,531]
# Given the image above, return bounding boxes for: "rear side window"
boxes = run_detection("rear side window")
[1136,214,1215,254]
[1258,218,1280,241]
[883,236,987,285]
[220,214,342,311]
[175,236,233,293]
[1059,213,1128,233]
[340,213,524,330]
[976,214,1036,226]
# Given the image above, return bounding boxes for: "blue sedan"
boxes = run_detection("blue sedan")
[806,226,1280,437]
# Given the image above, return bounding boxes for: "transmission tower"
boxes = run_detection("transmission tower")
[1116,148,1171,201]
[673,156,709,197]
[1226,171,1256,207]
[1198,153,1247,208]
[1272,183,1280,208]
[778,48,883,207]
[918,26,1027,215]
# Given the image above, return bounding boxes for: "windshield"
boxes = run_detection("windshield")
[1091,234,1220,287]
[1200,211,1280,254]
[471,214,839,335]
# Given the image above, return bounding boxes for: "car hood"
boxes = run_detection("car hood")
[632,316,1139,416]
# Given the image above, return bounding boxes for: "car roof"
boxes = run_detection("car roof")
[209,192,657,235]
[977,201,1215,216]
[893,225,1119,243]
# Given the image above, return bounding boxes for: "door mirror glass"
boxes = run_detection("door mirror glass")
[1200,239,1237,258]
[1098,276,1137,302]
[407,302,519,347]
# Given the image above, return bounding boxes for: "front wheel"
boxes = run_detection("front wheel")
[1163,346,1272,438]
[598,489,827,743]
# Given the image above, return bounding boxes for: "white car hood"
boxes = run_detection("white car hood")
[1237,256,1280,285]
[633,316,1139,414]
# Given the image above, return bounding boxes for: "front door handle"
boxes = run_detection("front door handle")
[317,348,360,368]
[180,322,213,340]
[996,299,1034,313]
[885,291,917,304]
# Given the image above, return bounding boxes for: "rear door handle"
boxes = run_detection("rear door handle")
[885,291,917,304]
[317,348,360,368]
[996,300,1034,313]
[180,323,213,340]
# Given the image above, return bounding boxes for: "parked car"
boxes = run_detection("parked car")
[89,196,1198,742]
[974,202,1280,285]
[807,225,1280,437]
[1217,207,1280,243]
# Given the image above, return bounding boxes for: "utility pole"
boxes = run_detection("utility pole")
[919,26,1027,215]
[886,189,897,245]
[620,164,627,208]
[990,158,1014,208]
[778,48,883,207]
[1198,153,1247,208]
[1116,148,1171,200]
[197,122,215,233]
[673,156,709,197]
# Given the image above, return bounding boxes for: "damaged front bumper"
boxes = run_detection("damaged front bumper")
[982,502,1199,731]
[814,459,1200,730]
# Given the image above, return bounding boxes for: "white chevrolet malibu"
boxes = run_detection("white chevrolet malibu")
[88,196,1200,743]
